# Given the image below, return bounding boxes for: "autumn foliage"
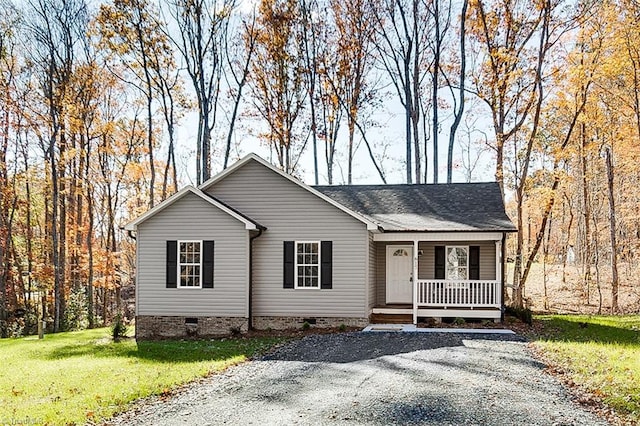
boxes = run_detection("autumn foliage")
[1,0,640,336]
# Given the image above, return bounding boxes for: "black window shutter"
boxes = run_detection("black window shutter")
[469,246,480,280]
[283,241,294,288]
[434,246,445,279]
[202,240,215,288]
[166,240,177,288]
[321,241,333,289]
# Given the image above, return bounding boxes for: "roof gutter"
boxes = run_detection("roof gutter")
[248,228,264,331]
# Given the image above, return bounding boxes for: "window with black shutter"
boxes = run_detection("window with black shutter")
[166,240,214,288]
[320,241,333,289]
[202,240,215,288]
[469,246,480,280]
[166,241,177,288]
[435,246,445,279]
[283,241,295,288]
[283,240,333,289]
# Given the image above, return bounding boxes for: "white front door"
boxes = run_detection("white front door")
[386,245,413,304]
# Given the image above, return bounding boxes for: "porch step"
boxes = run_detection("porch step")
[370,313,413,324]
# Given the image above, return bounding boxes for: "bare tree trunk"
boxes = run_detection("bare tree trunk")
[604,146,619,313]
[50,146,62,332]
[431,0,440,184]
[562,193,573,285]
[404,57,412,184]
[543,212,553,311]
[592,207,603,314]
[580,123,592,303]
[354,119,387,183]
[302,0,319,185]
[224,15,256,169]
[447,0,467,184]
[348,118,355,184]
[512,191,524,306]
[86,149,95,328]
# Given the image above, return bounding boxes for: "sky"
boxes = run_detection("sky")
[172,84,498,187]
[165,0,498,188]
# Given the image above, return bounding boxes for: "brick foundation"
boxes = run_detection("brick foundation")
[136,315,369,339]
[252,316,369,330]
[136,315,248,339]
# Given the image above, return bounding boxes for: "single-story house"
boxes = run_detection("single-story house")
[125,153,516,339]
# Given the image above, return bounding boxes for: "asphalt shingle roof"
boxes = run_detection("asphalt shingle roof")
[314,182,516,232]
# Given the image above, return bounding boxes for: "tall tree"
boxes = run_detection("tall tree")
[314,12,344,184]
[446,0,468,183]
[222,8,257,169]
[0,0,19,335]
[97,0,176,207]
[300,0,321,185]
[467,0,548,194]
[25,0,89,331]
[250,0,307,173]
[168,0,236,183]
[331,0,381,184]
[374,0,430,184]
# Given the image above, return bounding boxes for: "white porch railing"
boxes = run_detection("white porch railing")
[416,280,501,308]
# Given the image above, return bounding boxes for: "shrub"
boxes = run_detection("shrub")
[111,314,128,341]
[7,318,26,338]
[64,288,88,331]
[453,317,466,326]
[229,326,242,336]
[505,305,533,325]
[338,323,347,332]
[301,321,310,331]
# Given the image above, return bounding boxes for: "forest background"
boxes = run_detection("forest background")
[1,0,639,336]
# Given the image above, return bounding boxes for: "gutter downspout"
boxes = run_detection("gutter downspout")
[248,229,263,331]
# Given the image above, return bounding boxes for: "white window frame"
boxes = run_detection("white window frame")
[445,245,469,281]
[177,240,202,289]
[294,241,321,289]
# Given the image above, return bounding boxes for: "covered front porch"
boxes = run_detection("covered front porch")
[370,232,505,324]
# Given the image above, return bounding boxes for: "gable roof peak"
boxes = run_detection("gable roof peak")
[124,185,264,231]
[199,153,380,231]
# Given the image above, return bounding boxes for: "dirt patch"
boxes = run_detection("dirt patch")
[507,262,640,315]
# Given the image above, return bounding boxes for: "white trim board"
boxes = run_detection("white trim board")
[373,232,504,242]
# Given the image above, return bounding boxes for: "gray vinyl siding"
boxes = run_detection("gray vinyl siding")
[206,160,369,317]
[137,192,248,317]
[375,240,497,305]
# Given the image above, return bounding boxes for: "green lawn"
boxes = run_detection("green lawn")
[532,315,640,422]
[0,328,284,425]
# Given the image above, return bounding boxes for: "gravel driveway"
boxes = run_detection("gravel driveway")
[108,332,608,426]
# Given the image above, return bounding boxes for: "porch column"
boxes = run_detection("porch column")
[495,239,502,310]
[495,239,502,281]
[413,240,419,324]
